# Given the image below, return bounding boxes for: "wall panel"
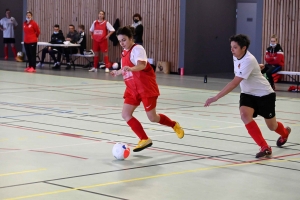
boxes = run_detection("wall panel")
[262,0,300,81]
[26,0,180,72]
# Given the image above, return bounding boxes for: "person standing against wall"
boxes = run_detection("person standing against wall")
[89,10,115,72]
[131,13,143,46]
[0,9,19,61]
[23,11,40,73]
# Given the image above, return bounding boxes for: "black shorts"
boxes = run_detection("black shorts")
[239,93,276,119]
[3,38,15,44]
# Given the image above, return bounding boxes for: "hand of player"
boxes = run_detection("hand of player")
[123,66,132,72]
[48,47,51,50]
[259,64,265,70]
[204,96,218,107]
[91,35,93,40]
[110,70,121,77]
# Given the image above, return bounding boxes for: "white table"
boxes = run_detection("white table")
[21,41,80,47]
[21,42,80,67]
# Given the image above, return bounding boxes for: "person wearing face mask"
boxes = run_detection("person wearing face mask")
[110,26,184,152]
[23,11,40,73]
[259,35,284,90]
[131,13,143,46]
[0,9,19,61]
[36,24,65,69]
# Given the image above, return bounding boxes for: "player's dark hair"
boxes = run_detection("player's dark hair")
[5,9,10,13]
[54,24,59,28]
[69,24,75,28]
[78,24,85,30]
[99,10,105,20]
[133,13,142,21]
[229,34,250,50]
[116,26,135,39]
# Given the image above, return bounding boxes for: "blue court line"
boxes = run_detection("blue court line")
[0,101,73,114]
[0,113,51,119]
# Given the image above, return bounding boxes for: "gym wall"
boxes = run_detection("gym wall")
[26,0,180,72]
[262,0,300,81]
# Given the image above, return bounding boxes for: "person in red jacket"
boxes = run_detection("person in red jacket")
[89,10,115,72]
[259,35,284,90]
[23,11,40,73]
[110,26,184,152]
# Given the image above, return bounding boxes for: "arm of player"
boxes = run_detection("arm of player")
[204,76,243,107]
[123,60,146,72]
[106,30,115,39]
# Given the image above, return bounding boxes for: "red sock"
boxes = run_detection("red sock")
[104,55,109,67]
[245,120,268,148]
[127,117,148,140]
[12,47,17,57]
[93,56,99,68]
[4,47,8,57]
[275,122,288,138]
[159,114,176,128]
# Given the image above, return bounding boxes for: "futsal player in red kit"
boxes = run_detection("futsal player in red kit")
[110,26,184,152]
[89,11,115,72]
[204,34,291,158]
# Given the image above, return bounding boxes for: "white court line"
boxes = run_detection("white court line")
[0,125,244,155]
[1,93,241,125]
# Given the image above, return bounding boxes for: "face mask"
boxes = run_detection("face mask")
[270,43,276,47]
[133,19,139,23]
[26,17,31,22]
[54,31,58,34]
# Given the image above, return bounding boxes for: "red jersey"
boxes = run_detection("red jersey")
[23,20,40,43]
[92,20,107,42]
[122,44,160,98]
[264,44,284,67]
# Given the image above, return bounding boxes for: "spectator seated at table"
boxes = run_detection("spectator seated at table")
[76,24,86,55]
[36,24,65,69]
[64,24,79,70]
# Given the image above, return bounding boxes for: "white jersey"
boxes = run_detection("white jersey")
[121,45,147,67]
[89,20,115,32]
[0,17,18,38]
[234,51,274,96]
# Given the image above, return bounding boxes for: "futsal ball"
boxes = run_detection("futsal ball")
[112,62,119,70]
[112,143,130,160]
[16,52,24,62]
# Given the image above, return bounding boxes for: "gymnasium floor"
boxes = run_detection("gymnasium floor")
[0,60,299,200]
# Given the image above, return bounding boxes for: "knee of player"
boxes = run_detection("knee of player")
[240,113,252,123]
[121,112,131,121]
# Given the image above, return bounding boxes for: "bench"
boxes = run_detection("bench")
[276,71,300,90]
[70,53,95,70]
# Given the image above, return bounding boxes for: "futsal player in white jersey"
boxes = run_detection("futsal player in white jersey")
[204,34,291,158]
[0,9,19,61]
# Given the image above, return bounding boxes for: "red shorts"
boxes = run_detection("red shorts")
[92,40,108,53]
[124,92,158,112]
